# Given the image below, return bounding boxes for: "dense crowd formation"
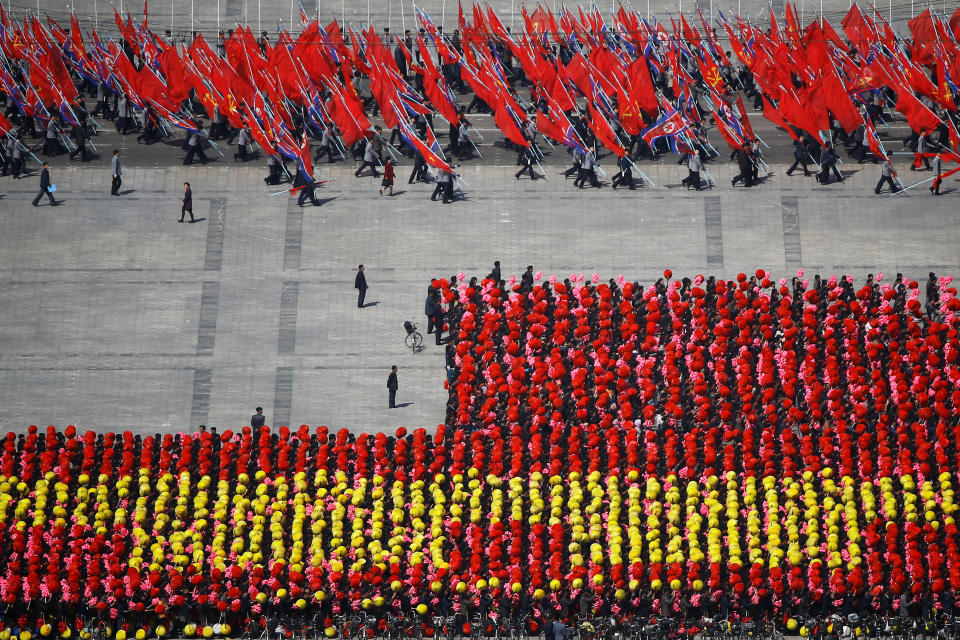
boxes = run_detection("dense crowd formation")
[1,3,959,191]
[0,270,958,639]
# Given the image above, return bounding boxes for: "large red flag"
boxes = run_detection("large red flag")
[907,9,937,65]
[820,70,862,133]
[627,57,658,115]
[762,95,799,141]
[588,102,627,157]
[894,86,942,134]
[493,104,530,147]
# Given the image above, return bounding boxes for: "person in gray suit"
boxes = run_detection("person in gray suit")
[111,150,122,195]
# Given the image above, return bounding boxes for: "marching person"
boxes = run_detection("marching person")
[682,149,703,190]
[234,126,251,162]
[408,150,427,184]
[179,181,195,222]
[912,129,933,171]
[574,150,600,188]
[564,147,583,179]
[611,153,636,190]
[314,124,337,163]
[930,152,944,195]
[43,116,62,156]
[183,123,209,165]
[355,135,381,177]
[137,105,161,144]
[875,158,901,194]
[431,169,455,203]
[116,93,132,134]
[515,146,540,180]
[31,161,57,206]
[265,149,283,185]
[817,144,843,185]
[294,170,321,207]
[69,120,91,162]
[785,135,812,176]
[110,149,123,196]
[731,143,753,187]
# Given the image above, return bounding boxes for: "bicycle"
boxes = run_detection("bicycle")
[404,321,424,353]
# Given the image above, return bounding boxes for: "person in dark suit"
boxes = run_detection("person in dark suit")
[489,261,501,283]
[32,162,57,206]
[250,407,265,428]
[387,366,398,408]
[521,265,534,293]
[355,265,368,308]
[179,182,194,222]
[110,150,122,195]
[786,135,812,176]
[183,124,209,165]
[425,286,438,334]
[294,171,320,206]
[430,290,444,345]
[408,150,426,183]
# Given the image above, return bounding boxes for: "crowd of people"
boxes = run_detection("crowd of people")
[2,3,960,201]
[0,268,959,638]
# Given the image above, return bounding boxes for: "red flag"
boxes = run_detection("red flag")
[841,5,876,56]
[245,110,276,154]
[565,52,593,96]
[735,95,756,140]
[894,86,942,134]
[908,9,937,65]
[588,102,626,157]
[70,14,86,59]
[712,111,745,150]
[947,117,960,152]
[398,117,454,174]
[493,105,529,148]
[297,133,314,180]
[762,95,799,141]
[864,118,887,161]
[820,70,862,133]
[0,112,11,135]
[627,57,658,114]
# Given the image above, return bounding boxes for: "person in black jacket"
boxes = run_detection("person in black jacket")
[731,143,754,187]
[179,181,194,222]
[387,366,398,408]
[355,265,368,308]
[786,135,812,176]
[32,162,57,206]
[425,286,438,333]
[431,290,444,345]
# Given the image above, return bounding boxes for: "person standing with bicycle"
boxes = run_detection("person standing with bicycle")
[387,365,399,408]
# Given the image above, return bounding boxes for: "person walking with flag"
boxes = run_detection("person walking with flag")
[875,159,901,194]
[355,135,381,178]
[930,153,943,195]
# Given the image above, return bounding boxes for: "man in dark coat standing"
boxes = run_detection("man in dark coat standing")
[355,265,368,308]
[179,182,194,222]
[251,407,265,428]
[32,162,57,206]
[387,366,398,408]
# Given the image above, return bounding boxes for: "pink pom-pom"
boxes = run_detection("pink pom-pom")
[797,268,804,278]
[876,272,884,282]
[534,271,543,281]
[592,273,600,284]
